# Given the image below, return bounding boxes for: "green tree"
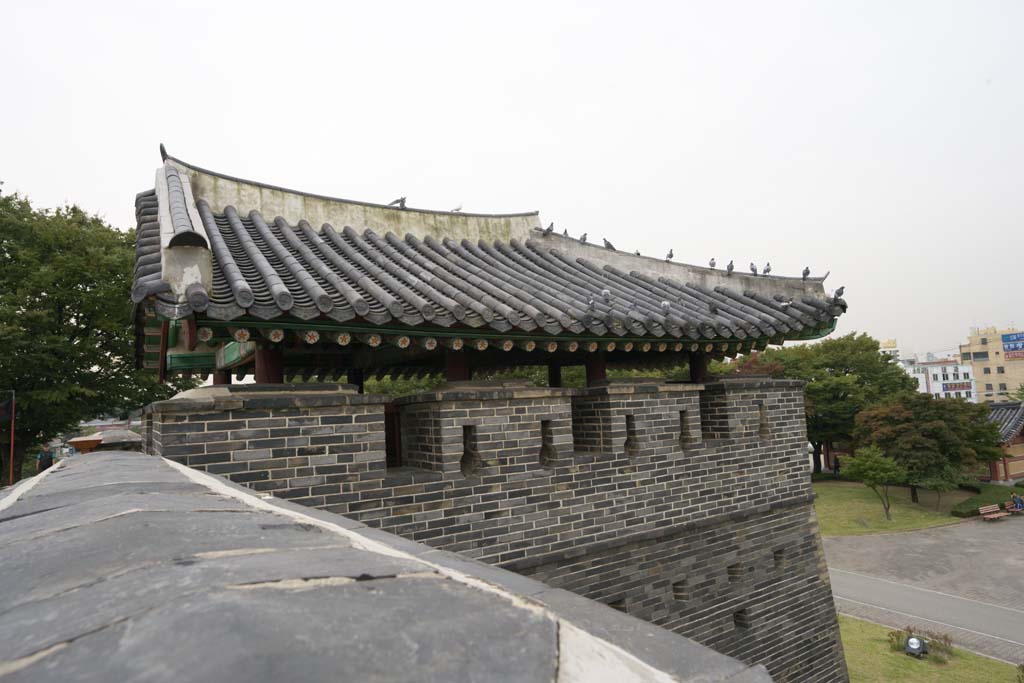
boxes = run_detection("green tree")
[720,333,916,472]
[1013,383,1024,401]
[840,446,908,521]
[854,392,1002,502]
[0,190,191,483]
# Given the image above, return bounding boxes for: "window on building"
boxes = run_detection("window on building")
[981,337,988,344]
[974,351,989,360]
[998,366,1005,374]
[942,374,949,381]
[953,373,960,380]
[955,391,962,398]
[962,353,971,362]
[999,383,1008,391]
[986,383,994,391]
[966,391,972,398]
[964,372,970,379]
[934,393,940,398]
[932,374,939,381]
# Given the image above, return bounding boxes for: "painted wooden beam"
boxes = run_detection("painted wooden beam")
[215,341,257,369]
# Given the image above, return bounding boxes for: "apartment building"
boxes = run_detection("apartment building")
[960,327,1024,403]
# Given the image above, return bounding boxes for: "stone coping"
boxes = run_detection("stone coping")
[0,452,771,683]
[144,387,391,414]
[704,377,806,390]
[144,377,804,414]
[393,384,578,407]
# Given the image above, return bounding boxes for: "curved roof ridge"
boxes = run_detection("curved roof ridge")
[161,146,537,219]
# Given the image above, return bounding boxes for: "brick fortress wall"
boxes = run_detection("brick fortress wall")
[143,379,847,683]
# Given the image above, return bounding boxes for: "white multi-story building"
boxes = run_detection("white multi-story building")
[881,340,977,401]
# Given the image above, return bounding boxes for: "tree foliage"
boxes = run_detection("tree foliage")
[840,445,908,520]
[0,191,191,482]
[854,392,1002,499]
[717,333,917,471]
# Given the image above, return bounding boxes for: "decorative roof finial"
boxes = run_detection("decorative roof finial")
[159,143,168,161]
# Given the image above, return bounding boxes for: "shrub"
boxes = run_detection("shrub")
[951,483,1017,518]
[887,629,905,652]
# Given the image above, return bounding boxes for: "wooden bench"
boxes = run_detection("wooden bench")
[979,504,1010,521]
[1003,502,1024,515]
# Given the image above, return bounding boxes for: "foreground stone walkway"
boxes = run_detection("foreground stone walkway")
[0,453,768,682]
[824,521,1024,664]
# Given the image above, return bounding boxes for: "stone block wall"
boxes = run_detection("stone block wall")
[143,377,846,682]
[143,385,388,506]
[512,498,845,683]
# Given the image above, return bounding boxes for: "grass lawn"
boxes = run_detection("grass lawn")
[840,615,1017,682]
[813,481,972,536]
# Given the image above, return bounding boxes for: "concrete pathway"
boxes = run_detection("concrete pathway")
[824,519,1024,664]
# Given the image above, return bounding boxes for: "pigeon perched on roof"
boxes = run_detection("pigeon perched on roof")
[660,301,671,313]
[603,238,615,250]
[763,262,771,275]
[802,266,811,280]
[602,289,611,303]
[388,197,407,209]
[666,249,674,261]
[579,233,588,243]
[635,250,641,256]
[543,222,554,235]
[749,262,758,275]
[781,301,791,309]
[709,257,716,269]
[451,205,462,212]
[834,286,845,298]
[563,228,569,237]
[726,260,734,275]
[587,296,596,311]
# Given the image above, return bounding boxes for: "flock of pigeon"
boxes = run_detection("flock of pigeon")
[539,222,826,283]
[385,200,841,294]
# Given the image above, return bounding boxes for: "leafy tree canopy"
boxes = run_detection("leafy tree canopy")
[854,392,1002,488]
[0,190,192,482]
[840,445,908,520]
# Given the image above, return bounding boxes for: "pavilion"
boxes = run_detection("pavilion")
[132,146,847,388]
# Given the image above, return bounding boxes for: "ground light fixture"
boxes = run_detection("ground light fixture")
[905,635,929,658]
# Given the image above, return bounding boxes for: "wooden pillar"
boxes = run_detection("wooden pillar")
[689,351,709,383]
[584,352,607,387]
[348,368,365,394]
[254,346,284,384]
[547,363,562,388]
[212,369,232,385]
[445,351,471,382]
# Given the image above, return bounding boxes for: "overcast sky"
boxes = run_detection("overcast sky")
[2,1,1021,356]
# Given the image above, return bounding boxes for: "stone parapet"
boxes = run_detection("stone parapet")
[142,376,843,682]
[395,380,575,477]
[143,384,389,507]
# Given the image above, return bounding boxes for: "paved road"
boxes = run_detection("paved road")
[824,520,1024,664]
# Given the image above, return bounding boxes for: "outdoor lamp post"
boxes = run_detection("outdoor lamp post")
[905,635,929,658]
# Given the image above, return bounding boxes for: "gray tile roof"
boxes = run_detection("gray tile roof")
[0,452,770,682]
[988,401,1024,443]
[132,158,846,344]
